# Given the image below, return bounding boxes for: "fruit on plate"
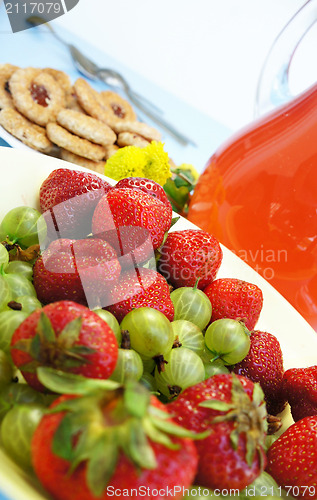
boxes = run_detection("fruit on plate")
[33,238,121,308]
[31,379,200,500]
[10,301,118,391]
[171,320,205,355]
[39,168,112,239]
[204,278,263,330]
[106,267,174,322]
[0,206,47,248]
[204,318,251,365]
[0,350,13,388]
[170,284,212,330]
[154,346,205,398]
[1,403,46,470]
[92,187,172,265]
[168,373,268,491]
[158,229,223,289]
[114,176,173,216]
[120,307,174,364]
[1,161,316,499]
[233,330,287,416]
[281,365,317,422]
[266,415,317,499]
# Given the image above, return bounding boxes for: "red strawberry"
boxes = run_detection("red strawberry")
[92,188,172,268]
[114,177,173,215]
[168,373,268,491]
[10,301,118,392]
[204,278,263,330]
[157,229,223,289]
[33,238,121,309]
[39,168,112,238]
[282,365,317,422]
[106,267,174,322]
[31,384,199,500]
[266,415,317,499]
[233,330,287,415]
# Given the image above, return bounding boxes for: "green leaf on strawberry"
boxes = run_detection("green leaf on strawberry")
[32,376,209,498]
[37,367,119,395]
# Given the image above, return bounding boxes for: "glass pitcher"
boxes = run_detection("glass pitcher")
[188,0,317,331]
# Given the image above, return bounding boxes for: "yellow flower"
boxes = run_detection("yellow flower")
[143,141,171,186]
[104,146,146,181]
[104,141,171,186]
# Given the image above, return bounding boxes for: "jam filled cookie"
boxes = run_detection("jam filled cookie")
[74,78,136,127]
[42,68,72,97]
[46,122,106,161]
[57,109,116,146]
[99,90,137,124]
[9,67,66,126]
[0,108,53,153]
[0,63,19,110]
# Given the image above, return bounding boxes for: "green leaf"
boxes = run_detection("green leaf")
[37,367,120,395]
[18,360,40,373]
[67,345,96,356]
[152,415,209,440]
[245,433,256,467]
[86,433,118,497]
[52,413,74,461]
[29,333,41,359]
[11,338,31,354]
[123,382,150,418]
[229,428,240,450]
[37,312,56,342]
[170,216,180,228]
[143,417,179,450]
[69,427,99,473]
[252,382,265,407]
[148,405,171,420]
[58,317,83,348]
[199,400,234,412]
[125,419,157,469]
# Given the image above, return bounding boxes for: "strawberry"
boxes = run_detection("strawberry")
[39,168,112,239]
[233,330,287,415]
[204,278,263,330]
[157,229,223,289]
[33,238,121,309]
[266,415,317,499]
[168,373,268,491]
[106,267,174,322]
[282,365,317,422]
[92,188,172,268]
[31,380,200,500]
[10,301,118,392]
[114,177,173,215]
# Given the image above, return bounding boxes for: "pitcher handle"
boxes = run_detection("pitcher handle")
[254,0,317,117]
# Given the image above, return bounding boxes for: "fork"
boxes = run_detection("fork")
[27,16,196,146]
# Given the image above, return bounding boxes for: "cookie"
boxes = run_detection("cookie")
[46,122,106,161]
[0,108,53,153]
[116,131,150,148]
[57,108,116,146]
[74,78,136,127]
[0,63,19,109]
[99,90,137,124]
[9,67,66,126]
[112,120,161,142]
